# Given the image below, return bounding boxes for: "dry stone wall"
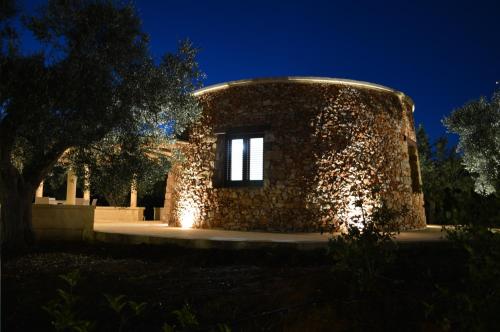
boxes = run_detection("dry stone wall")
[167,80,426,231]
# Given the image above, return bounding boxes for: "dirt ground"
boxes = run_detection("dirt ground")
[2,242,458,331]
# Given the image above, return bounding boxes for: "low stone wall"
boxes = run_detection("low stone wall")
[153,207,167,221]
[94,207,145,222]
[32,204,95,242]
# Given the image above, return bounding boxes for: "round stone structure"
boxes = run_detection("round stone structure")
[165,77,426,232]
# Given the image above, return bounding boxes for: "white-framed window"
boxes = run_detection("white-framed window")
[226,134,264,186]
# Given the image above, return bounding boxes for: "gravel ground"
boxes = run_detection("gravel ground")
[3,243,341,331]
[2,242,457,331]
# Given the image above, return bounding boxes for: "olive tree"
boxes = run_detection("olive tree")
[0,0,203,247]
[443,91,500,195]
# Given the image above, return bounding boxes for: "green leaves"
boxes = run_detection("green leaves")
[60,269,81,288]
[43,271,230,331]
[104,294,128,315]
[425,226,500,331]
[128,300,148,317]
[62,37,204,205]
[443,91,500,195]
[42,270,94,332]
[104,293,148,317]
[104,293,148,331]
[417,124,500,227]
[1,0,204,245]
[171,303,199,329]
[162,303,201,332]
[328,201,400,293]
[161,323,176,332]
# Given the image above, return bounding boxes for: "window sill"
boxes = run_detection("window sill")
[217,180,264,188]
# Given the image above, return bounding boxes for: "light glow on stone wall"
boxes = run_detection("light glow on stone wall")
[178,203,198,228]
[175,80,424,231]
[337,193,381,232]
[346,195,366,230]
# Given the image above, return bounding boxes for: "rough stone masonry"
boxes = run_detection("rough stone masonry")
[165,77,426,232]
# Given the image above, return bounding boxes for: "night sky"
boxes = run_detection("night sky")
[19,0,500,142]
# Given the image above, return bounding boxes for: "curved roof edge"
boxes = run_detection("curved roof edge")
[192,76,414,110]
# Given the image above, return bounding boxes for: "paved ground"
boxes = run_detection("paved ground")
[93,221,448,250]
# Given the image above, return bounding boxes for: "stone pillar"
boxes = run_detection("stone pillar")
[83,166,90,201]
[35,181,44,198]
[164,168,177,223]
[65,169,77,205]
[130,180,137,208]
[83,188,90,201]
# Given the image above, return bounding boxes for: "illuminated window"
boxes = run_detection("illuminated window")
[230,139,244,181]
[249,137,263,180]
[212,127,267,188]
[226,134,264,186]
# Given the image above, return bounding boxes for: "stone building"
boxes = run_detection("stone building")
[164,77,426,232]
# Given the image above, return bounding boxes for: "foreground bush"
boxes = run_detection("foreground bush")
[44,270,230,332]
[425,226,500,331]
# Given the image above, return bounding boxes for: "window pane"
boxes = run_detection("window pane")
[249,137,263,180]
[230,139,244,181]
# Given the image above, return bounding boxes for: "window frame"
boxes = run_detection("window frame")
[225,133,264,187]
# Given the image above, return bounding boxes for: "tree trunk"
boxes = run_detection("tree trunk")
[0,172,35,249]
[1,116,66,249]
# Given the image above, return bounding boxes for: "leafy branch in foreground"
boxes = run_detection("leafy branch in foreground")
[44,270,231,331]
[424,225,500,331]
[43,270,93,332]
[104,293,147,332]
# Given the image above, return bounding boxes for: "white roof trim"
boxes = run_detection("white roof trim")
[193,76,407,98]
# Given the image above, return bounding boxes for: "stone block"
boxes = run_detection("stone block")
[32,204,95,242]
[94,207,145,222]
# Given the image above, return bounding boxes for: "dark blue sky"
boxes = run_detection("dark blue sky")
[19,0,500,142]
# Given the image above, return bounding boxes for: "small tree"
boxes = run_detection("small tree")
[66,131,173,207]
[416,124,500,226]
[0,0,203,247]
[417,125,473,224]
[443,91,500,195]
[328,195,403,294]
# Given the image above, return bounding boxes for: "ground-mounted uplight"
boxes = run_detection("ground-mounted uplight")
[346,195,365,230]
[179,205,197,229]
[342,192,382,232]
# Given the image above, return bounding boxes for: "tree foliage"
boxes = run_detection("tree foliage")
[0,0,203,246]
[443,91,500,195]
[417,125,500,226]
[425,226,500,331]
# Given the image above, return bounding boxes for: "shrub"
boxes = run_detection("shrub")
[328,199,403,293]
[425,225,500,331]
[43,270,94,332]
[44,271,231,331]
